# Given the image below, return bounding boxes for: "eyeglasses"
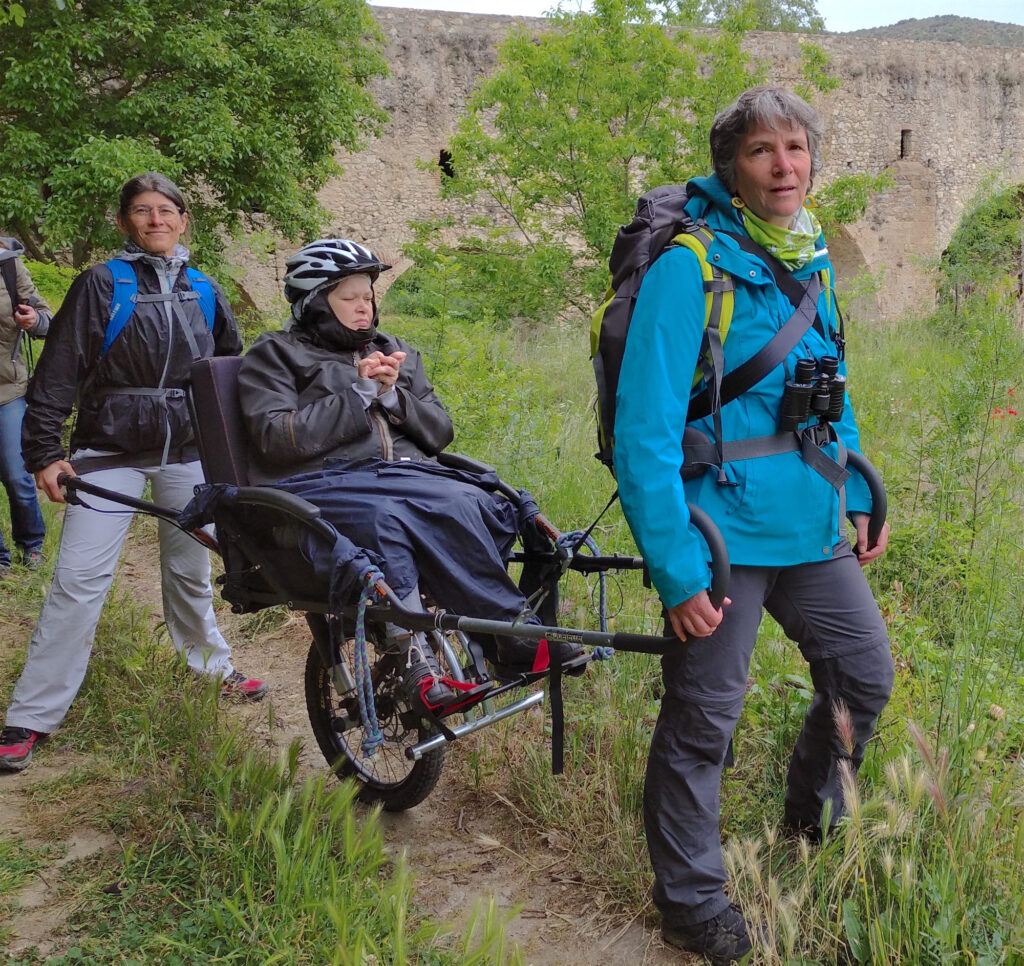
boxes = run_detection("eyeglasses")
[127,204,183,220]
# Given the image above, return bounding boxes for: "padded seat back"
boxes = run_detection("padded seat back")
[189,356,250,485]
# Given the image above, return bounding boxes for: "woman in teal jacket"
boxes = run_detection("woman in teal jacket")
[614,87,894,964]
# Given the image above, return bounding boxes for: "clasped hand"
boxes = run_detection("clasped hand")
[358,350,406,393]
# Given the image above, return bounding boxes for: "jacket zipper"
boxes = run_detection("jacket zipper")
[354,349,394,459]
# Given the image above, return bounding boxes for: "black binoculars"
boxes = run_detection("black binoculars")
[778,356,846,432]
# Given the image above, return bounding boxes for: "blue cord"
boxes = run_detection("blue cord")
[556,530,610,635]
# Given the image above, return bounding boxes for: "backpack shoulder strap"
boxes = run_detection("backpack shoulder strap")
[671,224,737,395]
[721,231,827,339]
[671,225,736,387]
[672,224,736,482]
[103,258,138,356]
[687,271,822,423]
[686,229,835,423]
[185,267,216,331]
[2,256,23,365]
[1,256,18,308]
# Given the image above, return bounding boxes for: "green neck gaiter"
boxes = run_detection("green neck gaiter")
[740,205,822,270]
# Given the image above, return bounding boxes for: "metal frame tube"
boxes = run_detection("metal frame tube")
[406,689,546,760]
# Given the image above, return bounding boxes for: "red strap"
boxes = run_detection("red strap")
[445,678,484,693]
[531,638,551,673]
[417,677,490,714]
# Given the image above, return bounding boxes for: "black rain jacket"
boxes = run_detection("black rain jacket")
[238,326,454,485]
[22,250,241,472]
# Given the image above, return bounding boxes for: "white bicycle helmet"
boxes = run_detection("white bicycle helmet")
[283,239,391,315]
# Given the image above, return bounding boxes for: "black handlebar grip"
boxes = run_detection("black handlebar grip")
[844,450,887,549]
[686,502,730,609]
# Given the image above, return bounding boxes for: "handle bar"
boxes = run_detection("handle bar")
[687,502,729,609]
[58,472,733,649]
[58,472,181,523]
[844,450,887,549]
[56,472,225,554]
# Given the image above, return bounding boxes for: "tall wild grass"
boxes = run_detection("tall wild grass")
[0,515,522,964]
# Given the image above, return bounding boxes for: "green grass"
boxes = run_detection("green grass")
[0,840,56,946]
[27,752,505,966]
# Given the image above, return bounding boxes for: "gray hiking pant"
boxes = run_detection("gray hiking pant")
[645,540,894,926]
[5,461,234,734]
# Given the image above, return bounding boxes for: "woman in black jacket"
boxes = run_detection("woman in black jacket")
[238,239,581,715]
[239,245,453,483]
[0,173,266,774]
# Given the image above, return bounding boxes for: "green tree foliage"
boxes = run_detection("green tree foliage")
[940,179,1024,311]
[0,3,25,26]
[795,38,838,100]
[24,259,76,312]
[663,0,825,32]
[0,0,388,268]
[813,170,895,235]
[404,0,762,321]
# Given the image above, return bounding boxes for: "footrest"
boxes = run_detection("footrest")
[434,679,496,717]
[405,688,547,761]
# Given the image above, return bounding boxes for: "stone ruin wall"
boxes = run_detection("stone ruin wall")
[240,7,1024,323]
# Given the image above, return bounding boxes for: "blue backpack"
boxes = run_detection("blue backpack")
[102,258,215,356]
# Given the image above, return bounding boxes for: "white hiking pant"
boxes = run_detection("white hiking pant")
[5,460,233,733]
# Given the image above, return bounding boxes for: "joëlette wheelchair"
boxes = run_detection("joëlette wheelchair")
[59,356,879,812]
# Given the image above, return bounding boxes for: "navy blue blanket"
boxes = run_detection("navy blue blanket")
[268,459,538,621]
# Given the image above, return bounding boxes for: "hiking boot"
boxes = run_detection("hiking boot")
[220,670,268,701]
[661,903,753,966]
[495,636,584,674]
[21,550,45,571]
[0,727,45,772]
[397,634,458,714]
[782,818,830,845]
[0,562,9,580]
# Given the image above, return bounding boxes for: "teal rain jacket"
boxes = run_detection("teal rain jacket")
[614,174,872,609]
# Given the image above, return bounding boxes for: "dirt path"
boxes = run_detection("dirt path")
[2,516,684,965]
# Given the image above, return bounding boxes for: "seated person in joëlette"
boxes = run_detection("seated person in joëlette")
[236,239,581,714]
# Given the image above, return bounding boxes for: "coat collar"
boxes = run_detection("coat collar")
[685,175,830,281]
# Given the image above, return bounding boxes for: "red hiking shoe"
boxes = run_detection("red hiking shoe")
[220,671,268,701]
[0,727,45,772]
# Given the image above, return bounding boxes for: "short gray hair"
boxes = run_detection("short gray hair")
[709,87,824,194]
[118,172,188,219]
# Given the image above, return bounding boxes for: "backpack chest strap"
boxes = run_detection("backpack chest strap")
[133,290,201,305]
[92,387,186,399]
[104,259,214,359]
[134,291,203,360]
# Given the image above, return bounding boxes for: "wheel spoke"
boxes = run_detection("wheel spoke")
[304,628,448,811]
